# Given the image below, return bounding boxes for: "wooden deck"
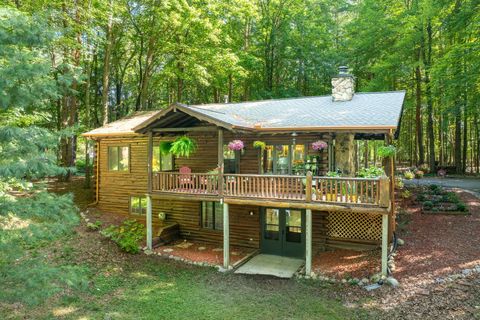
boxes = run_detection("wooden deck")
[152,172,391,210]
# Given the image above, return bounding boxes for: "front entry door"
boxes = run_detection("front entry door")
[261,208,305,258]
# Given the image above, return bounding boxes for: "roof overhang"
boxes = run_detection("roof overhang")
[134,103,253,134]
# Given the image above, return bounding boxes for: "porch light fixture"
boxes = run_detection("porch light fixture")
[291,132,297,145]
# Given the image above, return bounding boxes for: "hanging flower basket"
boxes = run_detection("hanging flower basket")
[228,140,244,151]
[311,140,327,151]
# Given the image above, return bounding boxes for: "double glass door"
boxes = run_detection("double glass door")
[261,208,305,258]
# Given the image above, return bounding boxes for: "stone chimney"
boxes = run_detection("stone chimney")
[332,66,355,102]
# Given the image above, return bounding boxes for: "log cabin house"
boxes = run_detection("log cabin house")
[83,67,405,276]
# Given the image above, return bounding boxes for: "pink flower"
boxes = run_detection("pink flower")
[228,140,244,151]
[312,140,327,151]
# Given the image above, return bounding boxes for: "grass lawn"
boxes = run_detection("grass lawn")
[0,178,372,319]
[1,221,369,320]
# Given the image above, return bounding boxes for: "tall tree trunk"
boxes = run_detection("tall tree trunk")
[415,66,424,165]
[102,0,114,125]
[454,106,462,174]
[424,20,435,172]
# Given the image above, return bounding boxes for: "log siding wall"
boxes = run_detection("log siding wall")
[95,132,332,251]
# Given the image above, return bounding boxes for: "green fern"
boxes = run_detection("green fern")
[170,136,197,158]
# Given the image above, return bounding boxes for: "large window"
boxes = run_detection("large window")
[152,146,174,172]
[130,196,146,215]
[263,144,306,175]
[108,146,129,171]
[201,201,223,230]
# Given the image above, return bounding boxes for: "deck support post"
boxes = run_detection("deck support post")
[146,194,153,250]
[381,213,388,276]
[305,209,312,276]
[223,202,230,269]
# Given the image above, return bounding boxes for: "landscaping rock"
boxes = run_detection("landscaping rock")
[163,248,174,253]
[397,238,405,246]
[197,246,206,251]
[386,277,399,288]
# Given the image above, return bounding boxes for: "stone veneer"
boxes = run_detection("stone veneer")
[331,75,355,101]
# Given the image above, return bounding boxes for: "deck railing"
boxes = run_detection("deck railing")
[223,174,305,200]
[152,172,390,207]
[153,172,220,195]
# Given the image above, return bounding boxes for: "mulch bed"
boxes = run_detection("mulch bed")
[312,249,381,279]
[394,189,480,282]
[154,240,256,266]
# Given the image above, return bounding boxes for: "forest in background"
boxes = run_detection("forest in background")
[1,0,479,179]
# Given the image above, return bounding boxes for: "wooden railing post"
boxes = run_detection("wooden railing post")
[305,171,313,202]
[378,176,390,208]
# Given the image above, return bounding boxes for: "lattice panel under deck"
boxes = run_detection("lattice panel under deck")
[327,211,382,241]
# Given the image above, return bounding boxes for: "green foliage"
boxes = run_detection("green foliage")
[87,220,103,231]
[253,140,266,150]
[456,202,467,212]
[0,192,86,305]
[422,200,434,210]
[404,171,415,180]
[169,136,197,158]
[443,192,460,204]
[0,126,71,182]
[159,141,173,155]
[0,8,59,111]
[326,171,340,177]
[101,220,145,254]
[377,145,396,158]
[357,166,385,178]
[401,189,411,199]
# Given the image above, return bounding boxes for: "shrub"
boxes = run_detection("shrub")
[401,189,411,199]
[443,192,460,204]
[423,201,434,210]
[418,163,430,174]
[456,202,467,212]
[357,166,385,178]
[86,220,102,231]
[404,170,415,180]
[416,194,426,202]
[414,170,424,179]
[101,220,145,253]
[395,177,404,189]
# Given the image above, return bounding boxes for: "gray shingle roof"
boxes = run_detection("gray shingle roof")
[83,91,406,137]
[181,91,405,130]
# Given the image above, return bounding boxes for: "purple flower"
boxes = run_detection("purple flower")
[312,140,327,151]
[228,140,244,151]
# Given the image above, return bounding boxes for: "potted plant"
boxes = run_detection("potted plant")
[253,140,266,150]
[377,145,396,158]
[311,140,328,152]
[228,139,244,151]
[170,136,197,157]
